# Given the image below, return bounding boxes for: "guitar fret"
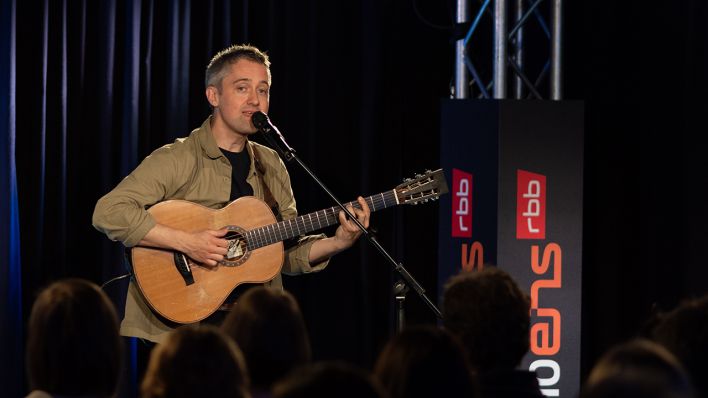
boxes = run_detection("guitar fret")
[255,228,262,247]
[296,216,304,235]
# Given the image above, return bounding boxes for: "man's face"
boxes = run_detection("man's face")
[209,59,271,136]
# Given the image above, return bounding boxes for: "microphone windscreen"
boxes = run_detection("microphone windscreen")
[252,111,269,130]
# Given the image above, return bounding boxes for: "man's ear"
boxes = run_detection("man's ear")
[206,85,219,107]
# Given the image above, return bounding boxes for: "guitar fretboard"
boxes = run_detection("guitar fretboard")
[244,190,398,250]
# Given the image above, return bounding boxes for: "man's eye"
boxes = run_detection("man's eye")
[258,88,269,95]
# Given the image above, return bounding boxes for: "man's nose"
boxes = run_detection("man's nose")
[247,89,259,105]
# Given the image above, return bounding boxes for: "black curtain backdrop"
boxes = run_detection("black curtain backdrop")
[2,0,708,397]
[570,0,708,382]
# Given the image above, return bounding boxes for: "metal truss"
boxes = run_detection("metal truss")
[453,0,563,100]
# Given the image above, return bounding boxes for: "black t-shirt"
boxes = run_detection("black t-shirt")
[220,148,254,200]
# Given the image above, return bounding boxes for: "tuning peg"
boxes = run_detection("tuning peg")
[403,177,412,183]
[415,173,423,178]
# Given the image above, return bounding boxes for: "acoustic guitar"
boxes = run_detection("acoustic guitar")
[131,169,448,324]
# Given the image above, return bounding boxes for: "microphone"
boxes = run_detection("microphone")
[252,111,275,133]
[252,111,296,159]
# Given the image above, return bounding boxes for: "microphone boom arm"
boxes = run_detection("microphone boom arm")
[250,111,442,319]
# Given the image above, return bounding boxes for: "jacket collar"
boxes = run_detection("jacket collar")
[198,115,256,165]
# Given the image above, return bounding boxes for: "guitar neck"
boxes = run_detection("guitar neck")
[245,190,398,250]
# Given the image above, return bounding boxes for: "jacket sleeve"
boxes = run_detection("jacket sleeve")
[92,147,182,247]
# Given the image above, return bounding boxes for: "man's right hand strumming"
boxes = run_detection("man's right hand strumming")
[139,224,230,267]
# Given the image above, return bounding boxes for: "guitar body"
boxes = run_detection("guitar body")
[131,197,283,324]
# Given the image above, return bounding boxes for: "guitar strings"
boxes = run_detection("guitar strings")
[244,191,396,250]
[245,195,388,249]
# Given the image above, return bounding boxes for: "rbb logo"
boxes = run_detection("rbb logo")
[452,169,473,238]
[517,170,546,239]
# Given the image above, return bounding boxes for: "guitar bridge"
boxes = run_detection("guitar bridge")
[173,252,195,286]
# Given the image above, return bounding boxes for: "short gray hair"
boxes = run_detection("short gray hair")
[205,44,271,90]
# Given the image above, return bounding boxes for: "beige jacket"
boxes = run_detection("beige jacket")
[93,117,328,343]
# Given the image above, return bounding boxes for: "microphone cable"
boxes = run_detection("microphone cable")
[100,272,132,290]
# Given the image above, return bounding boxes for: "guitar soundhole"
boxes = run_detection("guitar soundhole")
[219,226,250,267]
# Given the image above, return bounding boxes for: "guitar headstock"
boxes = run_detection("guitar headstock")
[395,169,449,205]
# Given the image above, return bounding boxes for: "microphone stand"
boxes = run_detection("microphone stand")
[255,114,442,321]
[393,280,410,333]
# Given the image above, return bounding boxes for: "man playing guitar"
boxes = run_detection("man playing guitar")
[93,44,370,343]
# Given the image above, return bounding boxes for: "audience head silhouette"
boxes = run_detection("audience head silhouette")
[650,294,708,398]
[222,286,311,393]
[140,324,249,398]
[273,361,385,398]
[373,325,478,398]
[26,278,122,397]
[580,338,695,398]
[442,266,530,371]
[442,267,545,398]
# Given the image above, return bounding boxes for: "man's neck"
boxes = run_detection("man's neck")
[211,116,248,152]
